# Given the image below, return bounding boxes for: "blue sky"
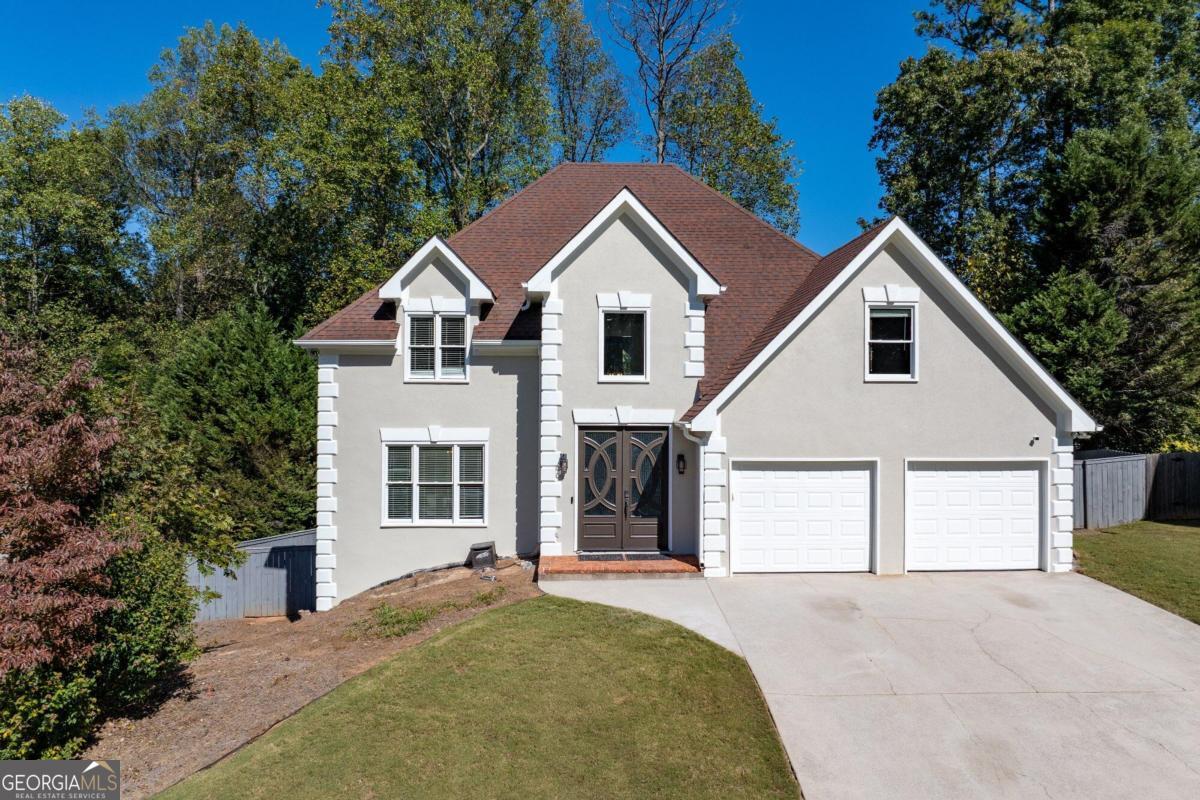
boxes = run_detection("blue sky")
[0,1,927,253]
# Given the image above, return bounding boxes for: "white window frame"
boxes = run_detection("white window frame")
[404,310,470,383]
[380,439,488,527]
[597,305,651,383]
[864,302,919,383]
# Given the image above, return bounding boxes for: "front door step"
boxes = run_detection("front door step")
[537,554,701,581]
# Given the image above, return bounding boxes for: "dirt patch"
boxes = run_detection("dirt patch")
[84,559,541,799]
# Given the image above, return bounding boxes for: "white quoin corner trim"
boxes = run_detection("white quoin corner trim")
[523,188,723,298]
[379,236,495,305]
[687,217,1098,436]
[315,352,340,610]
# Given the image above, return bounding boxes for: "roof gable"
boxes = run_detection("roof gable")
[686,218,1098,434]
[299,164,819,376]
[523,187,723,298]
[379,236,494,304]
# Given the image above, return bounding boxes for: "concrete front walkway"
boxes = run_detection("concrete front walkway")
[544,571,1200,800]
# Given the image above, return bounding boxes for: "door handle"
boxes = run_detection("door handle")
[624,490,630,515]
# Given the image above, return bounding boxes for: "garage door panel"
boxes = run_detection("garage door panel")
[732,464,872,573]
[906,465,1041,571]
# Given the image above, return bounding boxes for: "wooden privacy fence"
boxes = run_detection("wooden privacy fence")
[1073,451,1200,529]
[1145,452,1200,521]
[1073,453,1146,529]
[187,529,316,621]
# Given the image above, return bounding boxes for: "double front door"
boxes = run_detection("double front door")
[578,427,668,551]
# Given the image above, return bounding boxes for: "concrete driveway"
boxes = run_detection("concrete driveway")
[544,572,1200,800]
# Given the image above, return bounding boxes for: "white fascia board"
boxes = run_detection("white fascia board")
[689,217,1098,434]
[294,339,396,352]
[524,188,721,297]
[378,236,495,304]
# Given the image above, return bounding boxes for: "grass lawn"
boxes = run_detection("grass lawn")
[160,595,798,800]
[1073,519,1200,624]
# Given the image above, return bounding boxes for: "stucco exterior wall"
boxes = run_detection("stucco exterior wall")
[404,257,466,297]
[717,243,1060,574]
[549,215,702,553]
[330,351,539,599]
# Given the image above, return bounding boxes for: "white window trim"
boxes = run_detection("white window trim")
[403,310,470,384]
[597,305,651,383]
[864,301,919,383]
[380,438,489,528]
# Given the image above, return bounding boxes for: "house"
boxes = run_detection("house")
[297,163,1096,609]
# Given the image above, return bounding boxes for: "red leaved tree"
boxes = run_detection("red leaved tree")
[0,336,128,676]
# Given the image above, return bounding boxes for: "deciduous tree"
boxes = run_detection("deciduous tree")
[0,338,126,676]
[326,0,552,228]
[664,35,800,234]
[546,0,632,162]
[608,0,723,162]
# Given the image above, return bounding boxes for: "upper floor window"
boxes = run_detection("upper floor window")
[866,305,917,381]
[601,311,647,381]
[407,312,467,381]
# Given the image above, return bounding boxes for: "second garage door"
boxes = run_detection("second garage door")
[906,464,1041,570]
[731,464,872,572]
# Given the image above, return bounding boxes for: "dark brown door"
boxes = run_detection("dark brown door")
[579,427,668,551]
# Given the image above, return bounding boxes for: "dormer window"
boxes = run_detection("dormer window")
[406,312,467,382]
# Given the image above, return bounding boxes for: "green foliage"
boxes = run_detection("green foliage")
[356,584,509,639]
[147,303,316,540]
[113,23,311,325]
[0,98,141,327]
[664,36,800,234]
[88,535,199,714]
[0,668,97,760]
[546,0,631,162]
[326,0,552,229]
[873,0,1200,449]
[1004,270,1128,428]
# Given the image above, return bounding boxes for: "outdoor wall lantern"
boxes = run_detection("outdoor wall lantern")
[556,452,568,481]
[676,453,687,475]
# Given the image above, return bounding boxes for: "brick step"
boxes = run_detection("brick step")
[537,554,702,581]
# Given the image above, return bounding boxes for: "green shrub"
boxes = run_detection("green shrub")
[90,536,199,714]
[0,668,98,760]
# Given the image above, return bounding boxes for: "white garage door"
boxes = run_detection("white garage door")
[731,465,872,572]
[906,465,1041,570]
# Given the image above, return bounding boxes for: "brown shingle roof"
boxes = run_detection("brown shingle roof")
[299,164,886,421]
[681,219,893,421]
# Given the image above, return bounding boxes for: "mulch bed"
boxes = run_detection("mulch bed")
[83,559,541,799]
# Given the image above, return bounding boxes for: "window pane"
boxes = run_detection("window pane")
[418,446,452,482]
[441,347,466,377]
[459,486,484,520]
[458,446,484,482]
[603,312,645,376]
[419,485,453,519]
[441,316,465,347]
[410,316,435,346]
[387,484,412,520]
[869,342,912,375]
[410,347,435,377]
[870,309,912,341]
[387,446,411,482]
